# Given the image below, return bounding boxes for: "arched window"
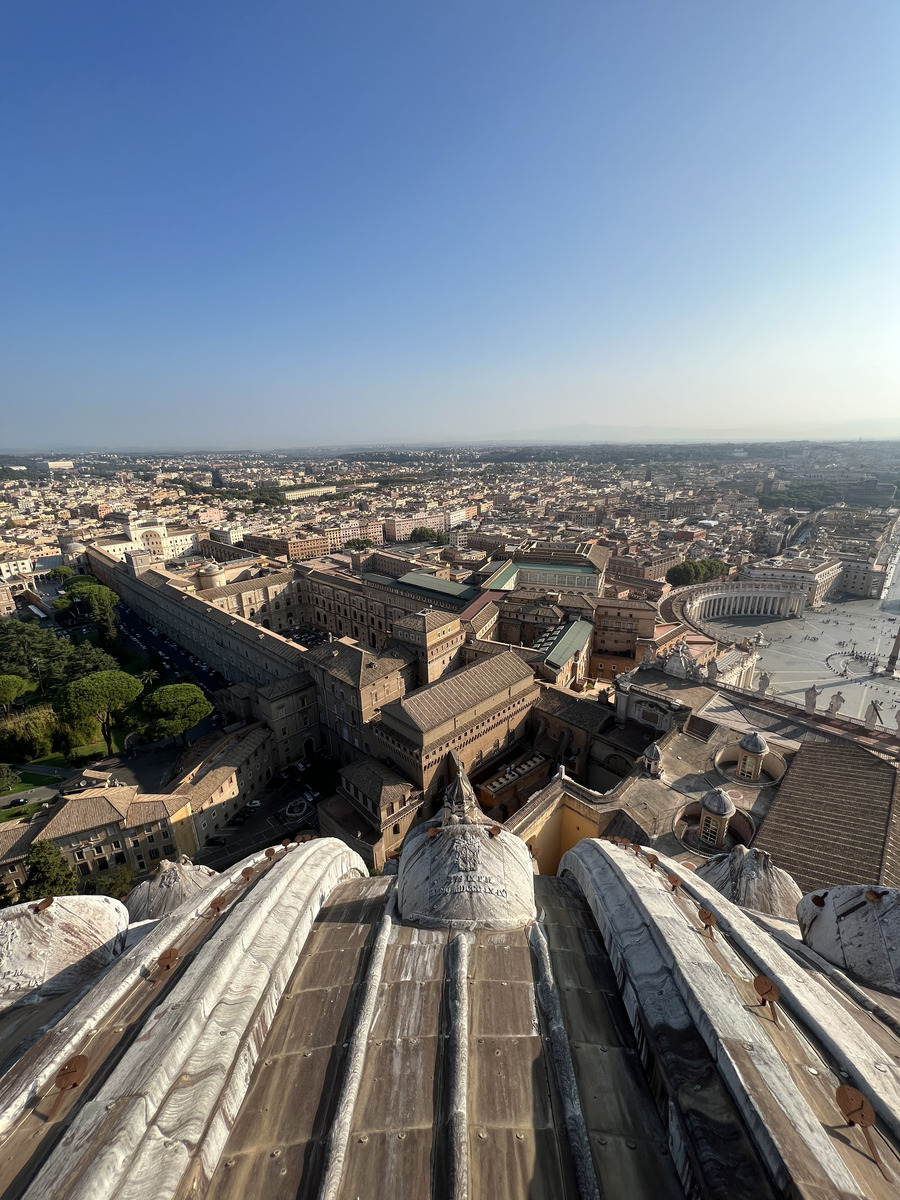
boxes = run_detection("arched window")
[737,754,755,780]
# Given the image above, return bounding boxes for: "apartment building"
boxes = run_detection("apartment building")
[608,548,681,581]
[318,758,421,868]
[242,532,328,561]
[840,559,886,598]
[0,787,193,896]
[0,583,15,616]
[0,724,284,899]
[389,610,464,685]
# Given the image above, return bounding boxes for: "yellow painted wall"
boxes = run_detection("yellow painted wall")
[561,806,600,862]
[525,806,564,875]
[172,806,198,857]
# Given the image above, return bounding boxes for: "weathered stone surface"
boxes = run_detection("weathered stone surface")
[696,846,802,920]
[21,839,367,1200]
[124,855,217,921]
[0,896,129,1011]
[398,823,536,929]
[397,755,536,929]
[798,885,900,995]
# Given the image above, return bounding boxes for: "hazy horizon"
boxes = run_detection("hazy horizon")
[8,420,900,458]
[2,2,898,449]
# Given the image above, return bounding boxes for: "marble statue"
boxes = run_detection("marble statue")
[804,684,820,713]
[826,692,845,717]
[863,700,882,730]
[756,671,770,696]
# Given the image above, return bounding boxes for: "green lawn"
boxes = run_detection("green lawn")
[68,728,127,760]
[29,752,69,769]
[0,801,43,822]
[0,770,51,796]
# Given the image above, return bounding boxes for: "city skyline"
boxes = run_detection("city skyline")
[3,1,899,449]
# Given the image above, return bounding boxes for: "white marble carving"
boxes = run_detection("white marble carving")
[797,885,900,996]
[696,846,802,921]
[124,856,217,921]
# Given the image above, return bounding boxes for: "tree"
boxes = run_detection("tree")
[0,704,64,762]
[18,840,79,902]
[344,538,374,551]
[665,558,729,588]
[54,577,119,643]
[0,764,22,792]
[139,668,160,688]
[87,864,135,899]
[410,527,447,544]
[65,641,119,681]
[0,616,116,696]
[142,683,213,745]
[48,565,74,581]
[0,675,27,715]
[54,671,143,756]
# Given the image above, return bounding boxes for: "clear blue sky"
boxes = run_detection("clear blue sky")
[2,1,898,448]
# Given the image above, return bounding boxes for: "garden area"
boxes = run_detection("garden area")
[0,572,213,772]
[0,767,49,796]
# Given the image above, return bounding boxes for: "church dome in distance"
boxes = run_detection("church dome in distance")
[701,786,736,818]
[739,730,769,755]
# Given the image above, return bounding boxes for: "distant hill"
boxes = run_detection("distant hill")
[496,417,900,444]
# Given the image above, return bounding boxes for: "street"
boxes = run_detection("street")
[117,605,226,700]
[195,777,318,869]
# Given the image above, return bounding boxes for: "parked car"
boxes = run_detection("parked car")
[245,800,262,810]
[10,797,30,807]
[206,836,227,847]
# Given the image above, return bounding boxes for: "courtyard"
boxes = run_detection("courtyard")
[706,569,900,728]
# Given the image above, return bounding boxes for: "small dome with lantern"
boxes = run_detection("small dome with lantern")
[701,787,737,818]
[739,730,769,756]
